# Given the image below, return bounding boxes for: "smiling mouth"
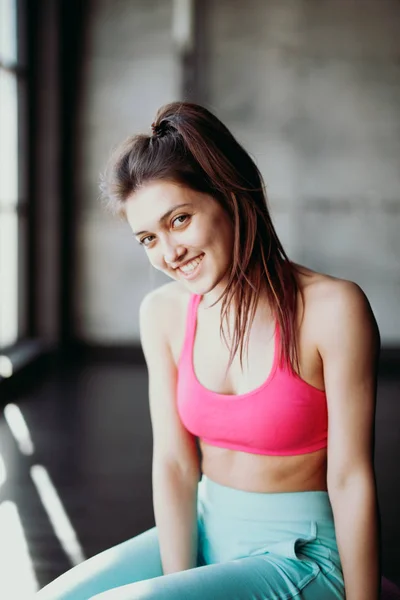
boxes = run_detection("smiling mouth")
[178,253,204,275]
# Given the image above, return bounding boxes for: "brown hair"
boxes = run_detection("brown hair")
[100,101,305,375]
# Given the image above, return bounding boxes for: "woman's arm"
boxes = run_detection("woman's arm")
[139,286,201,575]
[317,280,381,600]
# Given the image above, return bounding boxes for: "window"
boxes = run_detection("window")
[0,0,28,351]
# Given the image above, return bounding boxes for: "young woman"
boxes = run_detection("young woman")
[35,102,381,600]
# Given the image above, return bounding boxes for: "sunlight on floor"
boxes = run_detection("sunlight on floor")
[4,403,35,455]
[0,500,39,598]
[0,451,6,487]
[31,465,86,566]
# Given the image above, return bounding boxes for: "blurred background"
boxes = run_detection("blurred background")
[0,0,399,596]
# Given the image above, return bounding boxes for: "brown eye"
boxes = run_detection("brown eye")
[172,214,189,227]
[139,235,154,246]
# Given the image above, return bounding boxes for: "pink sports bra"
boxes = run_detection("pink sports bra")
[177,293,328,456]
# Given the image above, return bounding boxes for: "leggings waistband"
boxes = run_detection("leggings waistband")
[198,475,334,522]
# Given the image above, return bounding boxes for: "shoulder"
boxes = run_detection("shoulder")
[296,265,380,359]
[139,281,190,344]
[304,270,367,313]
[140,280,188,312]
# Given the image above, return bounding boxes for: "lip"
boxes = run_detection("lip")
[176,253,204,270]
[178,254,204,280]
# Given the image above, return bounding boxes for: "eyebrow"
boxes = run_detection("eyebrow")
[133,203,193,236]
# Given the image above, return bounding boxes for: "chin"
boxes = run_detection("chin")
[184,275,223,298]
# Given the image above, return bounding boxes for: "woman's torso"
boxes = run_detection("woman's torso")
[166,264,331,493]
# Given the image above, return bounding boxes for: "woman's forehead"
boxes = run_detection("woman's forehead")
[125,181,199,233]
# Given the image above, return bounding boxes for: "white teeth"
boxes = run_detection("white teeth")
[180,255,203,273]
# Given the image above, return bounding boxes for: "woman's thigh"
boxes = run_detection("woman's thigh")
[34,527,163,600]
[89,555,344,600]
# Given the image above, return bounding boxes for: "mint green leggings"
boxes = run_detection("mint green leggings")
[35,475,345,599]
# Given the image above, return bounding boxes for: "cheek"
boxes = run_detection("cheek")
[146,250,161,269]
[208,220,233,254]
[196,221,218,247]
[147,251,176,276]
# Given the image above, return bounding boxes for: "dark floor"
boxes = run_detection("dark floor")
[0,356,399,596]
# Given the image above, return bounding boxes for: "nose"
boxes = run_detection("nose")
[163,242,186,267]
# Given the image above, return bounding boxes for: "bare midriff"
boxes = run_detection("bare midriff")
[199,442,328,493]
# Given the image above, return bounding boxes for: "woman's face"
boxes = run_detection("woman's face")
[125,180,234,302]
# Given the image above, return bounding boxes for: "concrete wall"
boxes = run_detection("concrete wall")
[75,0,176,343]
[75,0,400,344]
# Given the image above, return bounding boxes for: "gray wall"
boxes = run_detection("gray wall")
[75,0,400,344]
[75,0,176,343]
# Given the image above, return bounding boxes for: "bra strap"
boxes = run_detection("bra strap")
[179,294,201,367]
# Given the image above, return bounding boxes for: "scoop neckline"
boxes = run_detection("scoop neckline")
[190,294,280,400]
